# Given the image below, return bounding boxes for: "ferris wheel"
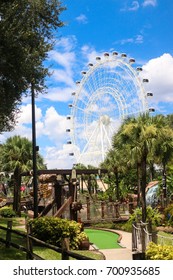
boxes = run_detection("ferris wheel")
[67,51,154,167]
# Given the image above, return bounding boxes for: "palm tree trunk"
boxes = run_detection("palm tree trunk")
[140,156,147,222]
[137,162,141,207]
[115,170,119,200]
[149,163,155,181]
[13,167,21,216]
[162,163,167,208]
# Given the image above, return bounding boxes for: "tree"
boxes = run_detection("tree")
[0,0,66,131]
[0,136,46,215]
[101,148,125,200]
[112,113,173,222]
[153,115,173,206]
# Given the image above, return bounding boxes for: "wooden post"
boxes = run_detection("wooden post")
[81,175,84,193]
[115,202,120,218]
[132,223,136,252]
[69,182,77,221]
[101,201,105,220]
[6,220,12,248]
[86,196,90,221]
[26,223,33,260]
[140,223,146,253]
[129,202,134,214]
[61,238,69,260]
[54,181,62,215]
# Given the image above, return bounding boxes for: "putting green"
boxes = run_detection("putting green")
[84,228,121,249]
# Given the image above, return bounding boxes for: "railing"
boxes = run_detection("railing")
[79,198,133,223]
[0,221,94,260]
[132,222,152,253]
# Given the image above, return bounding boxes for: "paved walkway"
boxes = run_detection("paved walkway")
[99,230,132,260]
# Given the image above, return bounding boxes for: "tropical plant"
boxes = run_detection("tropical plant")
[112,113,173,222]
[29,217,88,250]
[146,242,173,260]
[128,206,162,228]
[0,206,16,218]
[164,204,173,226]
[0,136,46,214]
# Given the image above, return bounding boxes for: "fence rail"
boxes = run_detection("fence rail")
[79,198,133,223]
[132,222,153,253]
[0,221,94,260]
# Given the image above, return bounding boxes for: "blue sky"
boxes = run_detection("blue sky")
[0,0,173,169]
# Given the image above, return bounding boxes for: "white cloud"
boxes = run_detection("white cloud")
[135,34,143,44]
[118,34,143,45]
[18,104,42,124]
[121,0,157,11]
[51,69,74,87]
[54,36,77,52]
[44,144,75,169]
[45,86,74,102]
[43,107,69,144]
[49,50,76,73]
[81,45,104,63]
[120,38,134,45]
[128,1,140,11]
[121,1,140,12]
[140,53,173,104]
[75,14,88,24]
[142,0,157,7]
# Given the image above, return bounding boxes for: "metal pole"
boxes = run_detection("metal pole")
[31,82,38,218]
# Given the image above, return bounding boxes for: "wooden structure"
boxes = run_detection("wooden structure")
[21,169,108,221]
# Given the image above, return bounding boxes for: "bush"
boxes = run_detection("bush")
[164,204,173,226]
[0,206,16,218]
[29,217,88,250]
[146,242,173,260]
[128,206,162,227]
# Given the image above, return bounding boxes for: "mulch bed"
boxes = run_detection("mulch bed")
[157,226,173,234]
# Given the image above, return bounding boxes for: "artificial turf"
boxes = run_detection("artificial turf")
[84,228,122,249]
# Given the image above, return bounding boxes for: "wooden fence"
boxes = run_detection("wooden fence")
[79,198,134,223]
[0,221,94,260]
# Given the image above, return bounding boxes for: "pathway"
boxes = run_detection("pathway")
[99,230,132,260]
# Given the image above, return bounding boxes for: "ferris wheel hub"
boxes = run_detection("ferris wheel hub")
[99,115,111,126]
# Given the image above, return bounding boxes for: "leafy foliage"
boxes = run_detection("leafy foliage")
[146,242,173,260]
[0,135,46,213]
[29,217,88,249]
[128,206,162,227]
[0,0,65,132]
[0,206,16,218]
[164,204,173,226]
[101,113,173,222]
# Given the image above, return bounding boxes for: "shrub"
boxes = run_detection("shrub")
[29,217,88,249]
[164,204,173,226]
[0,206,16,218]
[128,206,162,227]
[146,242,173,260]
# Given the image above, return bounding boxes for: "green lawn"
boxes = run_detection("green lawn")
[158,231,173,246]
[85,228,121,249]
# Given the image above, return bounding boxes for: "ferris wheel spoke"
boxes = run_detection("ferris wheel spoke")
[77,124,100,161]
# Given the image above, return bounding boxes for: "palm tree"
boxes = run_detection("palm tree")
[112,113,173,222]
[153,116,173,206]
[0,135,46,215]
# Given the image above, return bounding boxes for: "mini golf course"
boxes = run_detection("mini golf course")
[84,228,122,249]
